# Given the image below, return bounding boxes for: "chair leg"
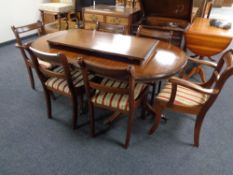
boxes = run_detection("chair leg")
[71,96,78,129]
[149,104,162,135]
[89,103,95,137]
[194,114,205,147]
[26,66,35,90]
[124,111,134,149]
[44,88,52,119]
[150,81,157,105]
[141,88,149,119]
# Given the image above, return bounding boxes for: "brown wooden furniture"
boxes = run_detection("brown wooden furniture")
[185,17,233,81]
[11,21,53,90]
[83,5,141,34]
[78,59,148,148]
[31,29,187,82]
[134,0,194,47]
[96,22,126,34]
[194,0,214,19]
[39,0,74,30]
[149,49,233,147]
[28,47,86,129]
[47,29,158,62]
[136,25,174,43]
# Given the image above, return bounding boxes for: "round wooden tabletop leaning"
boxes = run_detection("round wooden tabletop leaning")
[185,17,233,57]
[31,30,187,82]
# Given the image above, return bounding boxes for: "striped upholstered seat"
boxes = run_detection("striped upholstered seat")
[92,78,146,111]
[156,82,209,107]
[45,67,85,94]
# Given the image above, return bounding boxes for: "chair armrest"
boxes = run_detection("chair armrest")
[187,56,217,68]
[169,76,219,95]
[166,76,219,106]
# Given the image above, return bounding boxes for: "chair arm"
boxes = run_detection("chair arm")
[169,76,219,95]
[187,56,217,68]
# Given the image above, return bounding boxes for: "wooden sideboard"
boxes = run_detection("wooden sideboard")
[83,5,141,34]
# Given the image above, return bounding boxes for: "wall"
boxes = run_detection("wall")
[0,0,49,43]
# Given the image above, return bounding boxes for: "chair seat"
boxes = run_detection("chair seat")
[45,67,85,94]
[156,82,209,107]
[92,78,147,111]
[39,3,73,13]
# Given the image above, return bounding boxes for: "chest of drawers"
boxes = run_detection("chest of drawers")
[83,5,141,34]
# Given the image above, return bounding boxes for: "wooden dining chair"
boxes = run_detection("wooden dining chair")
[28,47,87,129]
[78,59,148,148]
[96,22,126,34]
[149,49,233,147]
[194,0,213,19]
[11,20,54,90]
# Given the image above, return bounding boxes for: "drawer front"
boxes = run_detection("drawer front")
[106,16,128,25]
[84,22,97,30]
[84,13,104,22]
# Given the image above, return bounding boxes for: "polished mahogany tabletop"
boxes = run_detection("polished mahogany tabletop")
[31,29,187,82]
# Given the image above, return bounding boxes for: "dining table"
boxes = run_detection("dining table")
[31,29,187,83]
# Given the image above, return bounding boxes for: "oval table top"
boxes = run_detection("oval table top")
[31,30,187,82]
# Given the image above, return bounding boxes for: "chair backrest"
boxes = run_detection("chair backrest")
[202,49,233,111]
[195,0,213,18]
[96,22,126,34]
[208,50,233,90]
[11,21,46,65]
[136,25,174,42]
[78,59,136,108]
[204,0,213,18]
[11,20,46,46]
[28,47,75,94]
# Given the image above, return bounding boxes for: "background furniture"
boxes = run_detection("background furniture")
[79,59,148,148]
[11,21,53,90]
[185,17,233,81]
[96,22,126,34]
[39,0,74,30]
[83,5,141,34]
[29,47,86,129]
[134,0,194,47]
[194,0,214,19]
[149,49,233,147]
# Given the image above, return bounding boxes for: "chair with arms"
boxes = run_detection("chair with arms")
[28,47,86,129]
[11,20,53,90]
[96,22,126,34]
[149,49,233,147]
[78,59,148,148]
